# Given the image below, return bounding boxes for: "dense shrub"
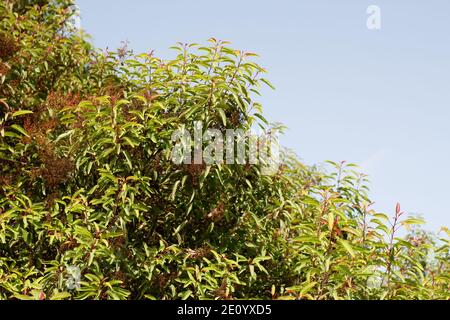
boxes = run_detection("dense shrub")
[0,0,448,300]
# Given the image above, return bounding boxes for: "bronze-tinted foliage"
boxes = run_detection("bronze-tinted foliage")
[206,202,225,222]
[0,62,10,76]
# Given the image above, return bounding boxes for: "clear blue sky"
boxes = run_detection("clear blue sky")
[76,0,450,232]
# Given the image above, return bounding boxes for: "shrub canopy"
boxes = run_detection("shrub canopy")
[0,0,448,300]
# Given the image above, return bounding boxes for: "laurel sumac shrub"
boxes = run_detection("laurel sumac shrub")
[0,0,448,300]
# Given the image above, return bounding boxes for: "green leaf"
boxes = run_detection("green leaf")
[12,110,33,118]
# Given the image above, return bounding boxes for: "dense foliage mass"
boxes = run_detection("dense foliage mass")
[0,0,448,300]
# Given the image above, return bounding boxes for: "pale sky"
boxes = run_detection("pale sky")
[76,0,450,232]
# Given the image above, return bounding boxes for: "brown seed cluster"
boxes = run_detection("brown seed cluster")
[45,91,83,130]
[206,202,225,222]
[43,158,73,187]
[0,33,19,61]
[110,234,126,249]
[113,271,127,287]
[184,162,206,176]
